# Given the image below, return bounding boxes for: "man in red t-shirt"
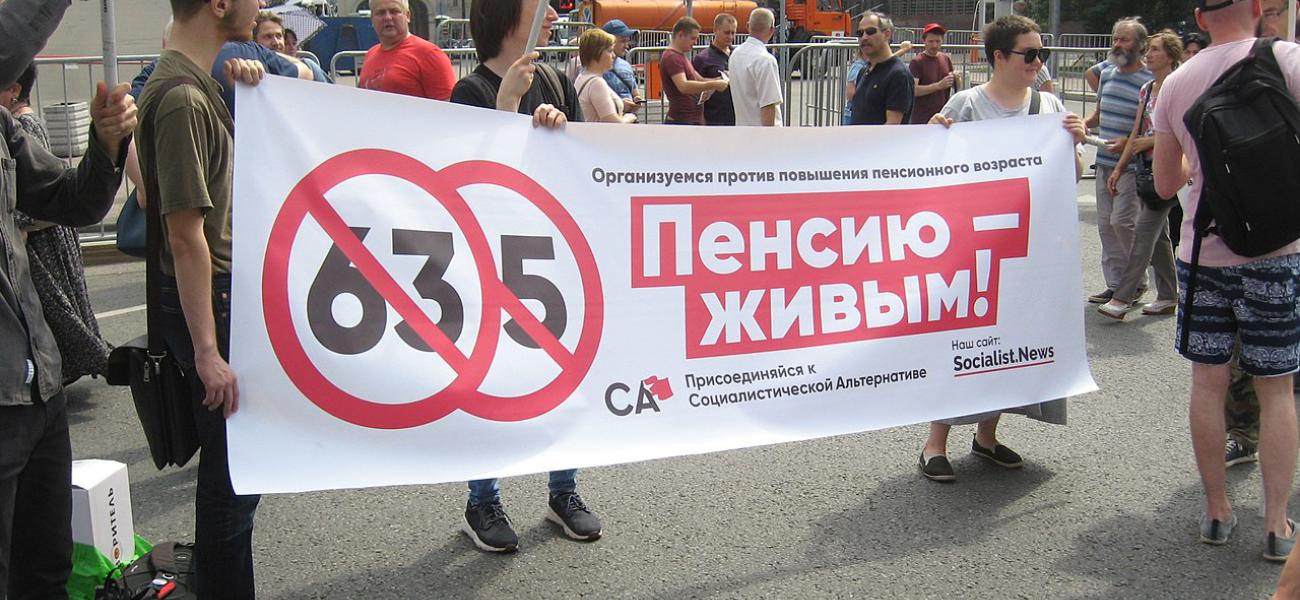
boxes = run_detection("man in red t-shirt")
[359,0,455,101]
[659,16,728,124]
[908,22,959,124]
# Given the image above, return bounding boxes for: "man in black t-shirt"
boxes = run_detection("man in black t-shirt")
[448,0,598,555]
[692,13,737,125]
[849,12,914,125]
[450,1,581,124]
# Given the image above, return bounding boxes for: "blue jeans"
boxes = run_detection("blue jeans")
[159,274,260,600]
[468,470,577,506]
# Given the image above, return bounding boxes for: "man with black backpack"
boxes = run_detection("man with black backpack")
[1152,0,1300,563]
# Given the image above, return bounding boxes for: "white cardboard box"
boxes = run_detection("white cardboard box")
[71,460,134,564]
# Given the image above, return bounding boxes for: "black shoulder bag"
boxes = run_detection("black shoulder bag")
[104,77,226,470]
[1132,81,1178,210]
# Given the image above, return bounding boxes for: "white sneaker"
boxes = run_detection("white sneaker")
[1141,299,1178,315]
[1097,300,1135,320]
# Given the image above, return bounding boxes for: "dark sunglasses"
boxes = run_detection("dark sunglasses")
[856,27,879,37]
[1006,47,1050,63]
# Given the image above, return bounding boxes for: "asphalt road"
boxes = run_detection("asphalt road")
[71,175,1293,599]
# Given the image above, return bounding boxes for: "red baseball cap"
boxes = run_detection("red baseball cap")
[922,23,946,36]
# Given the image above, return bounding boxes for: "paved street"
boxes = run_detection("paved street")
[72,176,1292,599]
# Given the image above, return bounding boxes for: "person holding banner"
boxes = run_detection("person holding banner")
[449,0,602,553]
[923,14,1086,482]
[134,0,273,593]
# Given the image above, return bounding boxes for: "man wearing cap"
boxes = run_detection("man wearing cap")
[602,19,643,114]
[910,22,959,124]
[1152,0,1300,563]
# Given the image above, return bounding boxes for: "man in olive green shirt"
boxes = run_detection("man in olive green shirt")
[135,0,266,595]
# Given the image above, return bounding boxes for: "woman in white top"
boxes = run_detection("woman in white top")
[922,15,1085,483]
[575,29,636,124]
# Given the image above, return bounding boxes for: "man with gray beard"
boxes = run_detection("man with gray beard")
[1084,18,1154,305]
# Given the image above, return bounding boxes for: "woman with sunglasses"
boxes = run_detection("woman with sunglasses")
[1098,31,1184,320]
[922,15,1086,482]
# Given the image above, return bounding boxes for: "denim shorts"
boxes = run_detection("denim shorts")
[1175,254,1300,376]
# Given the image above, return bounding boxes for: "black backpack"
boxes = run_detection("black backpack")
[96,542,196,600]
[1178,37,1300,352]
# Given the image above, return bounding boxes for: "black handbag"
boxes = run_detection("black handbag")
[1132,82,1178,211]
[104,95,199,469]
[1135,155,1177,210]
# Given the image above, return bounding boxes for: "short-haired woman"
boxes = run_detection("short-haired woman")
[575,29,636,123]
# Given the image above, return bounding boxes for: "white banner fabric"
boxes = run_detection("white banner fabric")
[228,77,1097,494]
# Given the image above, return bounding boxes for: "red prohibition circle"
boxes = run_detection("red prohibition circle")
[262,150,604,429]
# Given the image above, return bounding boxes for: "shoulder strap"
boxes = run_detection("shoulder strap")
[855,61,869,88]
[1136,80,1152,123]
[1251,36,1292,90]
[576,75,596,99]
[139,76,224,356]
[536,62,564,106]
[1029,89,1041,115]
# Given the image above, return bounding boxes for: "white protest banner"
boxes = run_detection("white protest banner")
[229,77,1097,494]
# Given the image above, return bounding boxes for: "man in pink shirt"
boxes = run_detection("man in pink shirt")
[1153,0,1300,562]
[359,0,456,100]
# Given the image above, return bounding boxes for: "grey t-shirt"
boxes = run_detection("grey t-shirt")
[932,83,1070,427]
[939,85,1066,123]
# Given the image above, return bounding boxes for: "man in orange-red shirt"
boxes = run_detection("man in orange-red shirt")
[359,0,455,100]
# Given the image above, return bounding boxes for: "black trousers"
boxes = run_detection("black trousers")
[158,274,260,600]
[0,391,71,600]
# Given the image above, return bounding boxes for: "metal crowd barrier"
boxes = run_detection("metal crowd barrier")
[1058,33,1113,49]
[434,18,472,48]
[550,21,596,45]
[30,54,159,245]
[29,41,1110,248]
[296,50,323,66]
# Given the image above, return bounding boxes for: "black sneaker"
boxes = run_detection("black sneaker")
[462,499,519,553]
[546,492,602,541]
[971,437,1024,468]
[919,453,956,482]
[1087,289,1114,303]
[1225,438,1258,468]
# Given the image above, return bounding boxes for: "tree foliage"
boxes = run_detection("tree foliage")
[1030,0,1201,34]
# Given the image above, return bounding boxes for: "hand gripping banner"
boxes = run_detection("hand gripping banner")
[229,78,1096,494]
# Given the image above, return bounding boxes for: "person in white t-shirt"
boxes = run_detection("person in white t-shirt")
[728,8,783,126]
[923,14,1085,483]
[574,28,635,123]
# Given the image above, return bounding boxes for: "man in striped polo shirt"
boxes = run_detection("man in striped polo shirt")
[1084,18,1155,304]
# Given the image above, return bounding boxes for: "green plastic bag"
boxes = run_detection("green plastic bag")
[67,536,152,600]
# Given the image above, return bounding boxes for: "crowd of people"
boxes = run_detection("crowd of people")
[1,0,1300,597]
